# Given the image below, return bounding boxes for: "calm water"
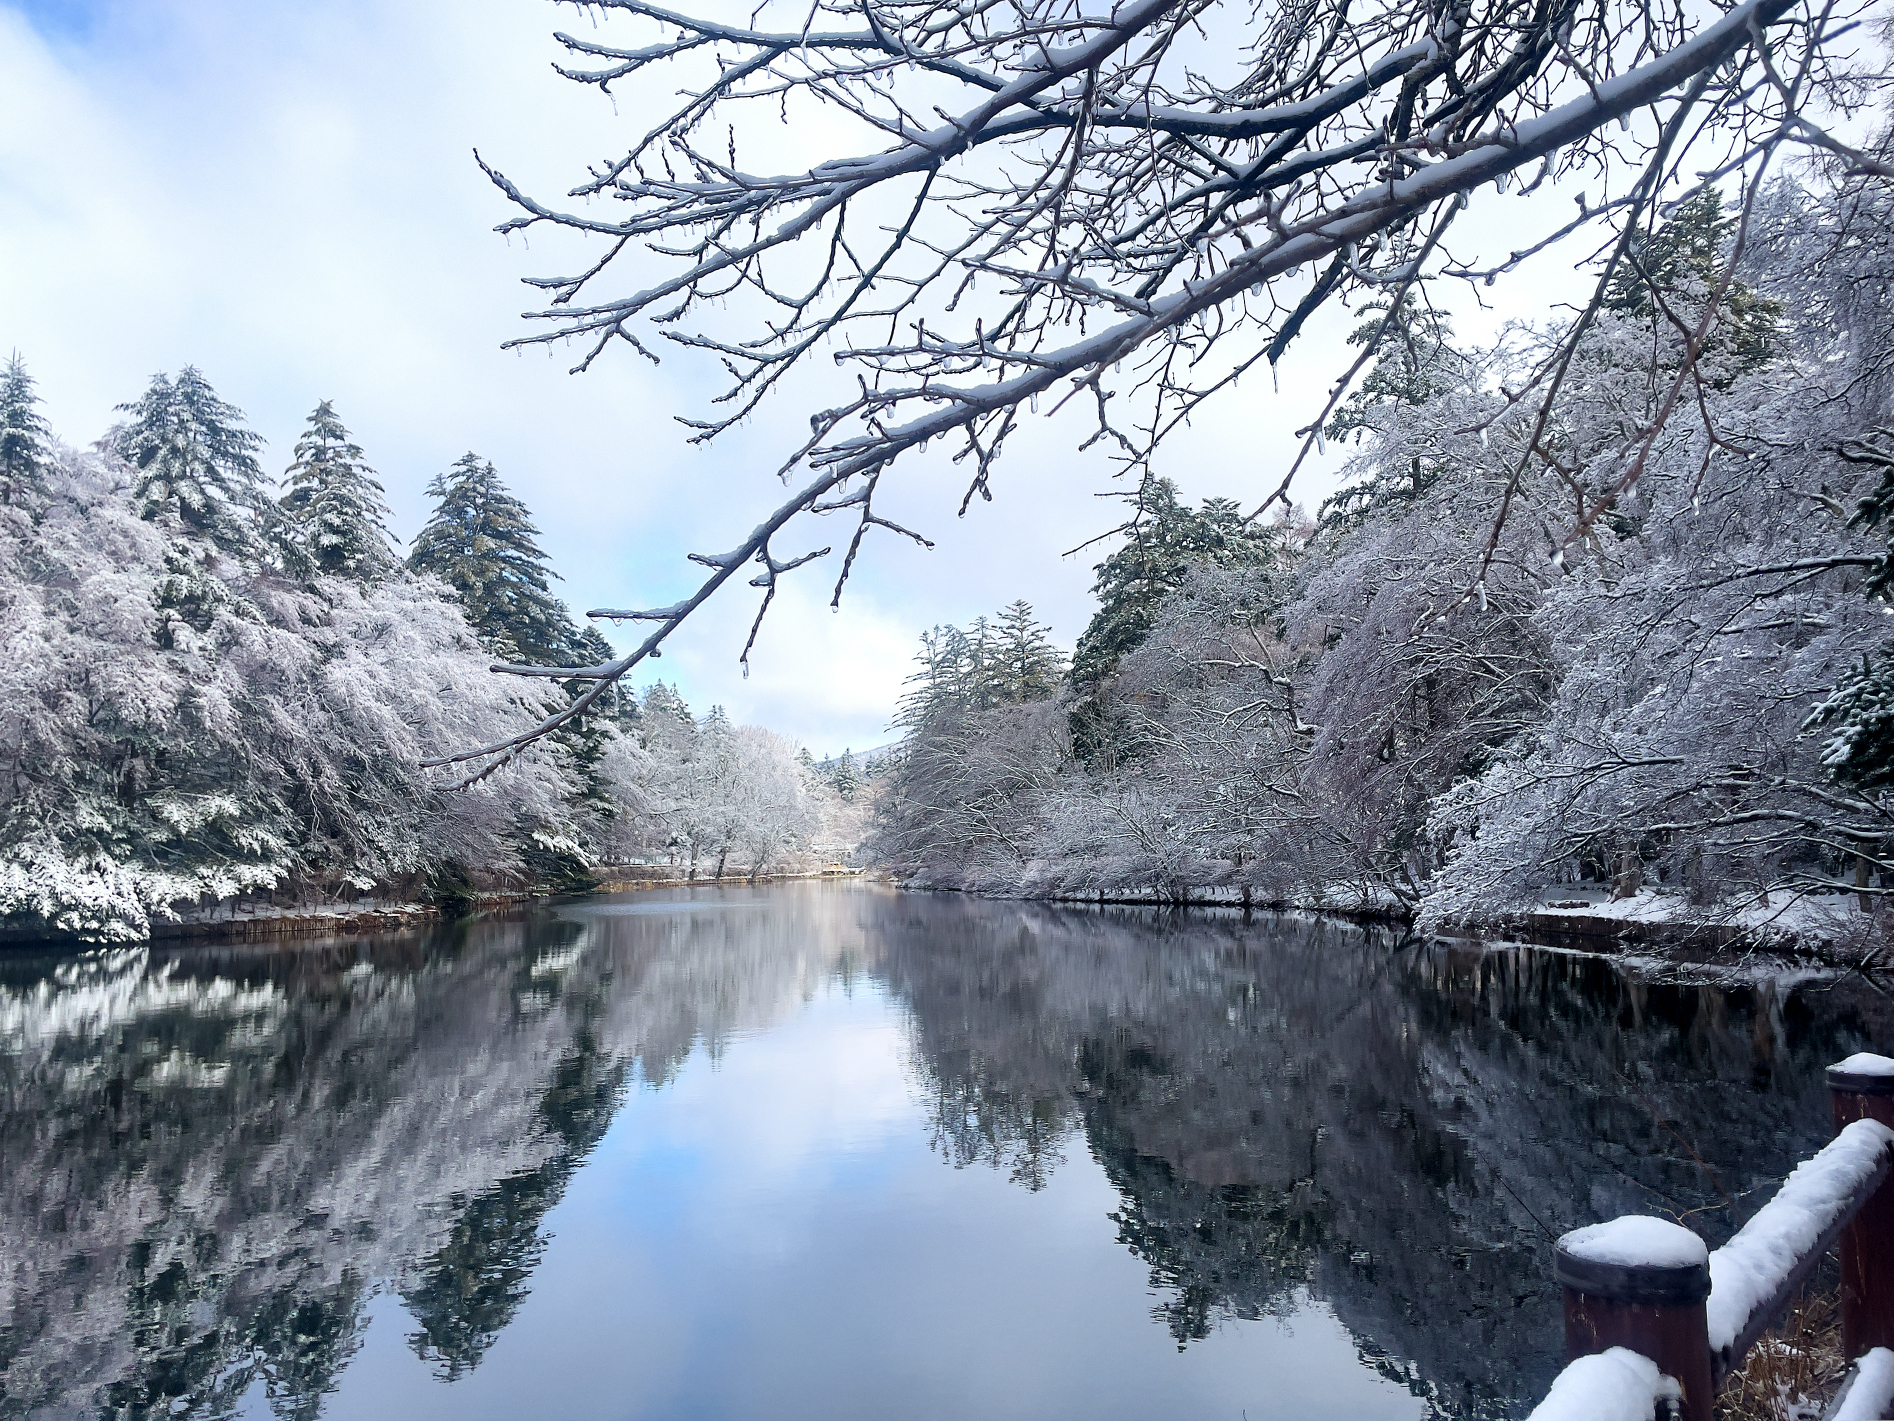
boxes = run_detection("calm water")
[3,885,1891,1421]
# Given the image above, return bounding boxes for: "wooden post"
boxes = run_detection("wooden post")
[1828,1053,1894,1359]
[1556,1219,1714,1421]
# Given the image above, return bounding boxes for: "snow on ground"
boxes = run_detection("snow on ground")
[1527,887,1867,942]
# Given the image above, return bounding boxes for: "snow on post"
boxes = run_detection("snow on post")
[1556,1217,1714,1421]
[1828,1056,1894,1361]
[1562,1218,1712,1271]
[1525,1348,1672,1421]
[1830,1053,1894,1084]
[1705,1118,1894,1361]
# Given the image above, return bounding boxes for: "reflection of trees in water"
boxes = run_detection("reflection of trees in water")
[6,886,1891,1421]
[878,898,1894,1419]
[0,888,865,1420]
[401,1027,628,1380]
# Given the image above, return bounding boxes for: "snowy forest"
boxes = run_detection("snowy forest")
[875,177,1894,938]
[0,362,859,942]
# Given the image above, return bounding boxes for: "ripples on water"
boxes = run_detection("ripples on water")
[1,884,1889,1420]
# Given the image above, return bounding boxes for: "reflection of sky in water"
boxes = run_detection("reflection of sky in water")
[301,982,1423,1421]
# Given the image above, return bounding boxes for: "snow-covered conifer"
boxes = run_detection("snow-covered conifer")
[408,453,580,664]
[1069,482,1275,688]
[0,352,51,507]
[113,367,273,560]
[992,601,1065,704]
[279,400,396,581]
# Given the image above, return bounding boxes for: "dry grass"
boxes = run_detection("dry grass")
[1717,1287,1847,1421]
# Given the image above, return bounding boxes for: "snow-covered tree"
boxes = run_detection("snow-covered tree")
[408,454,583,665]
[1600,184,1782,379]
[279,400,397,581]
[0,381,654,941]
[1070,483,1276,689]
[630,689,816,876]
[876,172,1894,933]
[431,0,1861,778]
[113,367,274,561]
[0,352,51,508]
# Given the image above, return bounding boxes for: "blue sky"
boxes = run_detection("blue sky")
[0,0,1582,754]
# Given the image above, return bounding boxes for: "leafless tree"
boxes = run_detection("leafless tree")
[437,0,1878,776]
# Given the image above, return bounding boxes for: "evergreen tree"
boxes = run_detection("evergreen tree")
[640,683,697,754]
[1812,427,1894,789]
[1318,296,1473,530]
[279,401,396,581]
[408,454,579,664]
[0,352,52,507]
[1326,295,1468,446]
[895,624,975,728]
[1069,481,1275,687]
[829,750,860,801]
[991,600,1065,703]
[1602,184,1780,377]
[113,367,272,559]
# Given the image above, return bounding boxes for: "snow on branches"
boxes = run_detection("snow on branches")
[444,0,1880,776]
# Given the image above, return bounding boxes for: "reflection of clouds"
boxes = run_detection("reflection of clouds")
[327,965,1427,1421]
[608,990,920,1224]
[14,887,1867,1421]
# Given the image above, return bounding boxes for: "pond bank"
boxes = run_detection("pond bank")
[0,869,869,949]
[902,879,1891,977]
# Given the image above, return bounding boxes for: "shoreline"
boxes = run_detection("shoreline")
[5,873,1883,978]
[893,879,1891,976]
[0,869,867,951]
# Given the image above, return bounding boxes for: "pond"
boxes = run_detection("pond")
[2,883,1890,1420]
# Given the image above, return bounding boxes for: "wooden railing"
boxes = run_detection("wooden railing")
[1526,1053,1894,1421]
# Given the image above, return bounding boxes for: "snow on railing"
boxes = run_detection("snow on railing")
[1828,1349,1894,1421]
[1525,1052,1894,1421]
[1707,1119,1894,1360]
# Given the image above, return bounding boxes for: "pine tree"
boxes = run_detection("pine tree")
[1327,295,1468,445]
[829,750,861,801]
[0,352,52,507]
[640,683,697,754]
[1317,297,1473,530]
[992,601,1065,702]
[1602,184,1780,377]
[895,625,974,728]
[1069,481,1275,687]
[408,454,580,664]
[114,367,272,559]
[1812,427,1894,789]
[279,401,396,581]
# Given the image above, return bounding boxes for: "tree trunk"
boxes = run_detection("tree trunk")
[1611,847,1642,900]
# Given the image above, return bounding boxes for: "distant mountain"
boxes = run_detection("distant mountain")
[815,742,899,771]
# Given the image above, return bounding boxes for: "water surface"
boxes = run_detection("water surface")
[2,884,1889,1420]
